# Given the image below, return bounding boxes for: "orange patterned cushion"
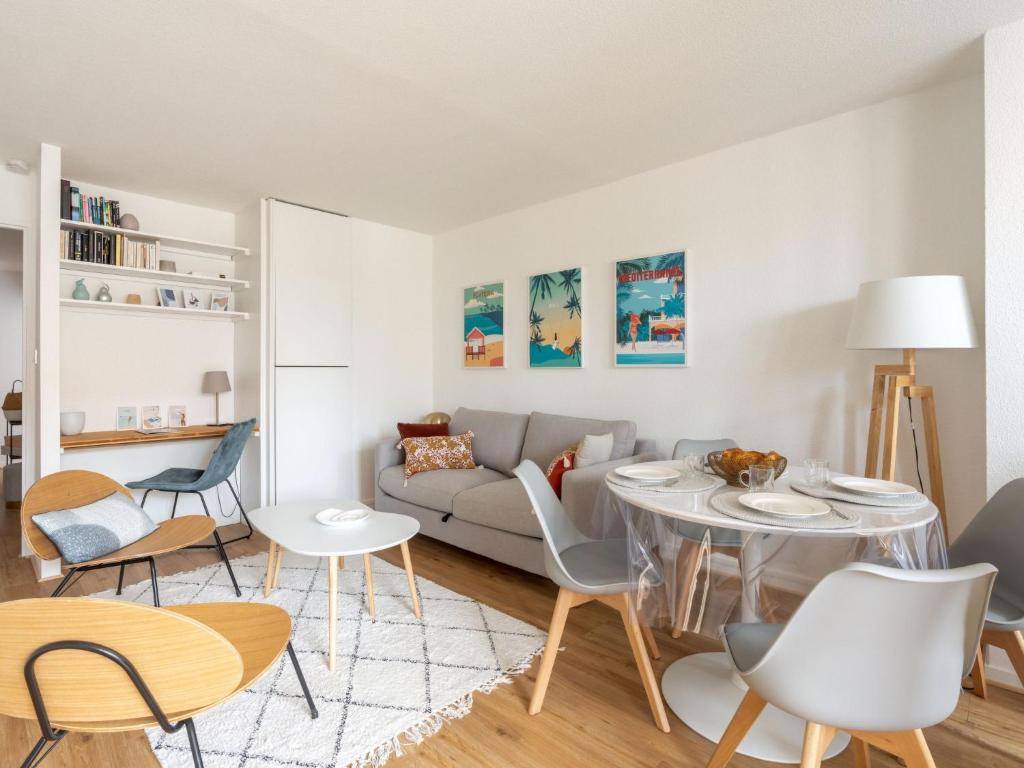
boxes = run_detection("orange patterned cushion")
[545,449,576,498]
[400,431,478,484]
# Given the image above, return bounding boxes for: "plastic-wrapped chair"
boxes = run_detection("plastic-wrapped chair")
[705,562,996,768]
[514,460,670,732]
[948,478,1024,698]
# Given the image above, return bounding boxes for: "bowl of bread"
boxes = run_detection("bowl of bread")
[707,448,787,486]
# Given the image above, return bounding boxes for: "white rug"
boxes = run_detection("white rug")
[87,550,546,768]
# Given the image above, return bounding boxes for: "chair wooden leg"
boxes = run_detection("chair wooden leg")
[529,587,577,715]
[264,541,279,598]
[851,730,936,768]
[612,592,671,732]
[799,722,836,768]
[705,688,767,768]
[985,629,1024,690]
[969,644,989,699]
[852,737,872,768]
[640,622,661,660]
[672,539,702,638]
[400,541,421,619]
[363,553,376,618]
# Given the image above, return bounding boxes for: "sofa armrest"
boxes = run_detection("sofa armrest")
[634,437,659,457]
[561,452,658,537]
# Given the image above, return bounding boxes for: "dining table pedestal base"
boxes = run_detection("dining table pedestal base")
[662,652,851,763]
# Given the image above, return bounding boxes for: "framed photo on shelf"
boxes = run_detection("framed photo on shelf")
[141,406,162,429]
[168,405,187,428]
[209,291,230,311]
[116,406,137,431]
[184,290,202,309]
[157,287,179,308]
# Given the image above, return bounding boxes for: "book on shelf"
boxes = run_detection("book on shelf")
[61,179,121,226]
[59,228,159,269]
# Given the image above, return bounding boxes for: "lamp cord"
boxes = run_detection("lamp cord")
[905,393,925,493]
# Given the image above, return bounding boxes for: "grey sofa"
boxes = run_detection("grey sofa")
[375,407,656,575]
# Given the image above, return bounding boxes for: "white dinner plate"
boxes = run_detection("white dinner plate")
[738,492,832,518]
[830,476,918,497]
[614,465,682,484]
[315,507,369,527]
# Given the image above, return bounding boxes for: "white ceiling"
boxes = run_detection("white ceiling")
[3,0,1023,233]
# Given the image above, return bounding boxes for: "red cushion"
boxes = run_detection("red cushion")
[397,422,450,440]
[545,449,576,498]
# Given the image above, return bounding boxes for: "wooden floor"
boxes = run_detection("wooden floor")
[2,505,1023,768]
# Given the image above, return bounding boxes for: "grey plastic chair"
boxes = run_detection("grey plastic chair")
[514,460,670,732]
[949,478,1024,698]
[126,419,257,597]
[706,562,996,768]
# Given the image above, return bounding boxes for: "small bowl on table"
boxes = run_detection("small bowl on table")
[707,450,787,487]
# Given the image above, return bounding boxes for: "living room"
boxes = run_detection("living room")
[2,3,1024,767]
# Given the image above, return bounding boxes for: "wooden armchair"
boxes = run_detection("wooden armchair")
[0,598,316,768]
[22,470,217,605]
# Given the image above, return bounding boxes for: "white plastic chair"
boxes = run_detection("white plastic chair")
[514,460,670,732]
[706,562,996,768]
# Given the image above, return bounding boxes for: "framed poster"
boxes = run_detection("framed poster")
[463,282,505,368]
[529,268,582,368]
[614,251,686,367]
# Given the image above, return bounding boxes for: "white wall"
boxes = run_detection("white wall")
[434,77,985,536]
[985,18,1024,497]
[0,230,23,402]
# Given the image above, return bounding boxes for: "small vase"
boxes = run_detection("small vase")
[95,283,113,302]
[72,279,89,300]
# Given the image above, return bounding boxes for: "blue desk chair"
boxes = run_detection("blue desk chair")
[126,419,256,597]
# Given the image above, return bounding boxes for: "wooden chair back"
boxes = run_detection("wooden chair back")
[0,598,243,728]
[22,470,134,561]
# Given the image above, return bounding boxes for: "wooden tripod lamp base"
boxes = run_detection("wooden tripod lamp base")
[863,348,948,540]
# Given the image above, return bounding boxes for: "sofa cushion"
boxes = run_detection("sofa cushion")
[521,411,637,468]
[378,464,505,514]
[449,407,530,475]
[451,478,543,539]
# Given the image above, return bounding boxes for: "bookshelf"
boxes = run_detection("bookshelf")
[60,298,249,321]
[60,218,248,260]
[59,260,249,291]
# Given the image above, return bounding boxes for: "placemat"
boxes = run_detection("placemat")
[711,492,860,529]
[606,471,725,494]
[790,480,929,509]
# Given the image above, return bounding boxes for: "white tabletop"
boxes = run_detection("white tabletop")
[248,499,420,556]
[606,468,938,538]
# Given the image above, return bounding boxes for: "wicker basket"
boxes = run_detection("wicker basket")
[707,450,787,487]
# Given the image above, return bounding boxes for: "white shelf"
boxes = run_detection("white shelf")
[60,219,248,260]
[59,260,249,291]
[60,298,249,322]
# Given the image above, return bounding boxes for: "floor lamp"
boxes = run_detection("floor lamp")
[846,276,977,541]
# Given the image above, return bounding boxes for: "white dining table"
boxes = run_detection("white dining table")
[606,465,942,764]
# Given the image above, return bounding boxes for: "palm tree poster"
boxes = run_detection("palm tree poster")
[615,251,686,366]
[464,282,505,367]
[529,268,583,368]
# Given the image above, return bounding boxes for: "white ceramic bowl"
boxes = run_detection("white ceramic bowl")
[59,411,86,436]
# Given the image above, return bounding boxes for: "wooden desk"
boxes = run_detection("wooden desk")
[61,424,257,450]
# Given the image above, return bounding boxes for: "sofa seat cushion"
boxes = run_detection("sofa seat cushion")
[452,478,543,539]
[378,465,505,514]
[449,407,530,475]
[521,411,637,468]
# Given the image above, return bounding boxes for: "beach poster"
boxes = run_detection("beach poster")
[464,282,505,367]
[615,251,686,367]
[529,268,582,368]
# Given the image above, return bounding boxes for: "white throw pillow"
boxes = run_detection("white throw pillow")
[574,433,614,469]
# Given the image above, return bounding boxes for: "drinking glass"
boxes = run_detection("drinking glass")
[682,453,705,477]
[805,458,830,488]
[738,464,775,492]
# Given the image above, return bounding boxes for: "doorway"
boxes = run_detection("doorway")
[0,227,24,510]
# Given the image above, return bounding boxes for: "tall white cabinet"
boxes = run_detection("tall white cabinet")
[266,199,354,503]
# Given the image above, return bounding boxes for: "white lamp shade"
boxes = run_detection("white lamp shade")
[846,275,977,350]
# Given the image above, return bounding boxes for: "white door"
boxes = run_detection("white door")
[274,367,354,503]
[270,200,353,367]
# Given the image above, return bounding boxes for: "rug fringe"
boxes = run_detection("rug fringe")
[341,646,546,768]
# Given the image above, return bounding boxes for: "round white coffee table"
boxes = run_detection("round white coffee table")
[248,499,421,671]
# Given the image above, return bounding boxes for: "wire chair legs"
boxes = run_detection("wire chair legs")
[286,641,319,718]
[50,557,160,606]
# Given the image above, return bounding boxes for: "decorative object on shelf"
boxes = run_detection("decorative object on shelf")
[209,291,230,311]
[126,293,142,305]
[141,405,162,430]
[71,278,89,300]
[116,406,138,430]
[203,370,232,426]
[2,380,22,422]
[119,212,139,230]
[157,286,179,308]
[423,411,451,425]
[59,411,86,436]
[846,274,977,542]
[529,267,582,368]
[615,250,686,367]
[185,290,202,309]
[159,259,176,272]
[464,281,505,368]
[168,405,187,428]
[95,282,113,302]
